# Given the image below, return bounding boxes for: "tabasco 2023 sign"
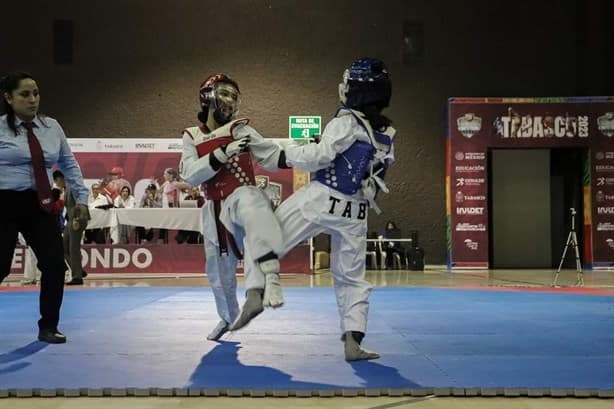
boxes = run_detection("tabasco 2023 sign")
[446,97,614,269]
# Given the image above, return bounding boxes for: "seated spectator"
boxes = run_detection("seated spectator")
[89,182,112,209]
[160,167,190,208]
[113,186,137,244]
[159,168,190,243]
[184,186,205,207]
[102,166,132,202]
[84,182,110,244]
[175,186,205,244]
[381,220,406,269]
[136,183,162,243]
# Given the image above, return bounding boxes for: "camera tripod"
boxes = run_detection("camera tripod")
[551,208,584,287]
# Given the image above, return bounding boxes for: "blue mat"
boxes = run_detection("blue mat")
[1,287,614,395]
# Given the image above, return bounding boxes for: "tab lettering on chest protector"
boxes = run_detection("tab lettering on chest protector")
[328,196,367,220]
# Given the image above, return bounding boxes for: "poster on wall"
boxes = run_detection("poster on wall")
[10,138,310,275]
[447,97,614,270]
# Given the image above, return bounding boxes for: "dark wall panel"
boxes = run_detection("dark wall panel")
[2,0,596,263]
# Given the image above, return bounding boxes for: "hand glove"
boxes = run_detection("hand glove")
[309,134,321,144]
[225,136,250,157]
[212,136,250,163]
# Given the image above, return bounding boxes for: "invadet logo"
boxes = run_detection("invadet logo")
[597,112,614,137]
[495,107,588,138]
[457,207,485,215]
[135,143,156,149]
[457,113,482,138]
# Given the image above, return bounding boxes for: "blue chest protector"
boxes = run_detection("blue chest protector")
[314,107,392,195]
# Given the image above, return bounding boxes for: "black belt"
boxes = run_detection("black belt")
[212,199,242,259]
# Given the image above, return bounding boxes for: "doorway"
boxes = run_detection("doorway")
[489,148,585,268]
[490,149,552,268]
[550,149,585,269]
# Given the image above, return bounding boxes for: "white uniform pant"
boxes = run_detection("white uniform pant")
[203,185,284,324]
[247,182,372,334]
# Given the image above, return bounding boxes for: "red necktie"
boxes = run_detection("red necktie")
[23,122,55,213]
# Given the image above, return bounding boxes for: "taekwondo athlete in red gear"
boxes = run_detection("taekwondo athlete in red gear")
[231,58,396,361]
[179,74,285,341]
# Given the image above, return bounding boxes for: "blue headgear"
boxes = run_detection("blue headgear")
[338,58,391,110]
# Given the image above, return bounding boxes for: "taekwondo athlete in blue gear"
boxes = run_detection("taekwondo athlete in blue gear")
[231,58,396,361]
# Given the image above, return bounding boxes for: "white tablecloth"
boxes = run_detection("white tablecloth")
[87,208,116,229]
[87,208,202,232]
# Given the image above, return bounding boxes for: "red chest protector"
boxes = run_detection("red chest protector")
[189,119,255,200]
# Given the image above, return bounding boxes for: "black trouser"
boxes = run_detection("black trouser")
[135,226,155,242]
[0,190,66,331]
[174,230,202,244]
[84,228,105,244]
[63,210,85,279]
[384,246,406,269]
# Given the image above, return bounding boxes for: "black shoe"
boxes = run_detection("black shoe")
[82,270,88,278]
[66,278,84,286]
[38,329,67,344]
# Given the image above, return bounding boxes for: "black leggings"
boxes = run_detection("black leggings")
[0,190,66,330]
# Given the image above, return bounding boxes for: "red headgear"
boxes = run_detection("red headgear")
[109,166,124,176]
[199,74,240,110]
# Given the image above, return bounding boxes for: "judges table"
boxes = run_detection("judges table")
[87,208,203,234]
[11,208,312,275]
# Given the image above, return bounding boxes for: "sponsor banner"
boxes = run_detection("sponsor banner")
[10,244,310,274]
[449,118,489,265]
[20,138,311,274]
[451,101,612,148]
[448,97,614,268]
[68,138,183,153]
[592,135,614,263]
[71,139,295,205]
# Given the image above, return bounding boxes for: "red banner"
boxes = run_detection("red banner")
[10,243,310,275]
[10,139,311,275]
[447,97,614,269]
